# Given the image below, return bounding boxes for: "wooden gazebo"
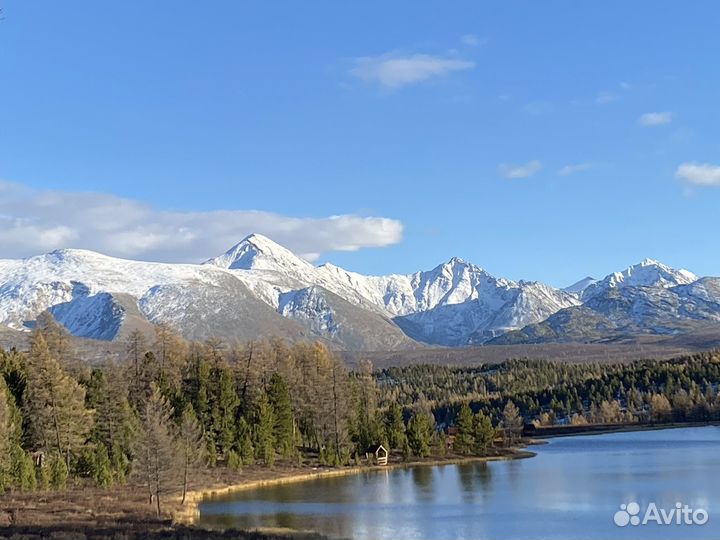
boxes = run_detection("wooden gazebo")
[365,444,388,466]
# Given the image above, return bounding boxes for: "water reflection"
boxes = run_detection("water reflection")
[200,426,720,540]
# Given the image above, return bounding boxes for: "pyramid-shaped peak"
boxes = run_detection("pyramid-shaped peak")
[204,233,314,271]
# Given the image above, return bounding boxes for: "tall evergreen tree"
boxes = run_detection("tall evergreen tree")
[472,412,495,455]
[407,412,432,458]
[0,377,13,491]
[253,395,276,466]
[453,402,475,454]
[384,403,407,450]
[267,373,295,458]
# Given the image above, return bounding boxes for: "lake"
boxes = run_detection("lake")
[198,426,720,539]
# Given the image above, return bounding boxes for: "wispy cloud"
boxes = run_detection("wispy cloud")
[595,92,620,105]
[638,111,674,127]
[558,163,593,176]
[0,180,404,262]
[676,162,720,187]
[499,160,543,179]
[461,34,485,47]
[350,53,475,90]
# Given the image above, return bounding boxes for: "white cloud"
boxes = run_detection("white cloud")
[595,92,620,105]
[675,162,720,187]
[638,111,674,127]
[499,160,543,179]
[558,163,593,176]
[0,180,404,262]
[350,53,475,90]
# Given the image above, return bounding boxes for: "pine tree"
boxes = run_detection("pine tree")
[0,377,14,491]
[86,367,136,479]
[236,417,255,465]
[11,445,36,491]
[267,373,295,458]
[92,443,114,488]
[133,384,179,517]
[384,403,406,450]
[407,413,432,457]
[209,362,239,456]
[454,403,475,454]
[354,360,381,452]
[253,395,276,466]
[472,412,495,455]
[49,453,69,489]
[23,332,93,465]
[178,405,205,504]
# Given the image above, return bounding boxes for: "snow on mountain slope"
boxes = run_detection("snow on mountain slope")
[206,237,581,345]
[563,276,597,295]
[581,259,697,300]
[48,292,150,341]
[0,239,415,349]
[0,249,233,331]
[492,271,716,345]
[2,235,711,350]
[278,285,415,350]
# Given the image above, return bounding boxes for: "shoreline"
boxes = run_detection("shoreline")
[178,421,720,526]
[527,420,720,439]
[176,448,536,525]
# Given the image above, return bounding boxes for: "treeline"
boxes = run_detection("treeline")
[0,319,453,514]
[378,355,720,428]
[3,317,718,516]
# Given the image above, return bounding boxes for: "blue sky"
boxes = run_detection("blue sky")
[1,1,719,287]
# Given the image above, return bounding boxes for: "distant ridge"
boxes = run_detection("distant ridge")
[0,234,717,349]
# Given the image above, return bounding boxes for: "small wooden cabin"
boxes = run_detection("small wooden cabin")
[365,444,388,466]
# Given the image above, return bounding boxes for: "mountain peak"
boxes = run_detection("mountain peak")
[581,258,698,300]
[204,233,314,272]
[563,276,597,295]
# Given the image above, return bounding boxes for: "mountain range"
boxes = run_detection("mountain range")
[0,233,718,351]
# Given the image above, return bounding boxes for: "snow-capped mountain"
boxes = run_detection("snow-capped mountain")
[0,234,716,349]
[492,261,717,345]
[581,259,697,300]
[207,235,580,346]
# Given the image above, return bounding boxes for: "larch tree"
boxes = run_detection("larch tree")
[501,401,523,446]
[23,331,93,465]
[178,405,205,504]
[133,383,179,517]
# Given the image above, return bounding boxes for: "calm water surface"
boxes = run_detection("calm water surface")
[199,426,720,539]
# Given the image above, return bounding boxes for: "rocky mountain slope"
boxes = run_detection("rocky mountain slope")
[0,234,717,349]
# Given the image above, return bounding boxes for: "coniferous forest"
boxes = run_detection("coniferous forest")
[1,316,719,519]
